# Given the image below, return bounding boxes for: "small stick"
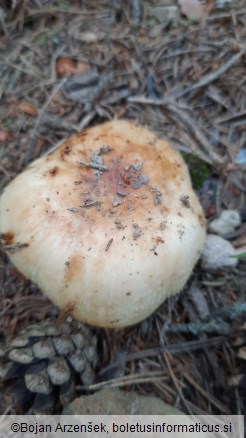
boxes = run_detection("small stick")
[168,103,224,165]
[105,238,113,252]
[77,160,108,171]
[78,110,97,131]
[128,50,245,104]
[1,242,29,253]
[22,77,67,167]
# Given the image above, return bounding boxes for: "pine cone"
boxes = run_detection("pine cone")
[0,318,98,414]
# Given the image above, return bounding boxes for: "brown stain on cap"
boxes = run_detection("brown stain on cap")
[60,143,73,161]
[49,166,59,177]
[198,213,206,229]
[1,231,15,244]
[64,254,83,284]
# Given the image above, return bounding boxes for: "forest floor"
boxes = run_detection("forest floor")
[0,0,245,416]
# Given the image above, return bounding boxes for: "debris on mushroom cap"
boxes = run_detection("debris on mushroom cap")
[0,120,206,328]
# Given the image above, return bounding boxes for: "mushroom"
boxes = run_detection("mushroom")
[0,120,206,328]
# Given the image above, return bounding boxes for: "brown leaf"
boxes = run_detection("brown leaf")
[18,102,38,117]
[56,57,91,77]
[0,129,13,143]
[178,0,205,21]
[76,61,92,76]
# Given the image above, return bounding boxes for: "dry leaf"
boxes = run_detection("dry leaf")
[0,129,13,143]
[237,346,246,361]
[76,61,91,76]
[75,32,105,43]
[178,0,205,21]
[18,102,38,117]
[56,57,91,77]
[228,374,244,386]
[56,57,77,76]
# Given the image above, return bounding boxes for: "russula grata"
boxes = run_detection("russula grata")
[0,120,206,328]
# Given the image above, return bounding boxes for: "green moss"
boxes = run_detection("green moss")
[1,118,14,128]
[181,152,211,190]
[60,2,73,11]
[145,18,155,27]
[36,34,47,45]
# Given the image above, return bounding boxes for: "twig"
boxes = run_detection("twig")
[28,8,110,17]
[162,352,193,415]
[129,53,246,166]
[42,114,77,133]
[163,303,246,335]
[0,242,29,254]
[165,320,230,335]
[98,334,235,377]
[182,372,230,414]
[167,103,224,165]
[77,160,108,171]
[84,73,113,112]
[177,50,245,97]
[217,110,246,124]
[22,77,67,166]
[78,111,97,131]
[0,57,40,78]
[211,301,246,321]
[0,9,8,37]
[32,77,68,139]
[78,371,167,391]
[105,238,113,252]
[128,50,245,105]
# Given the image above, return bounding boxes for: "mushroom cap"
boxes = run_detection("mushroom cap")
[0,120,206,328]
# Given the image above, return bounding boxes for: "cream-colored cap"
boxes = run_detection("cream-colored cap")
[0,120,206,328]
